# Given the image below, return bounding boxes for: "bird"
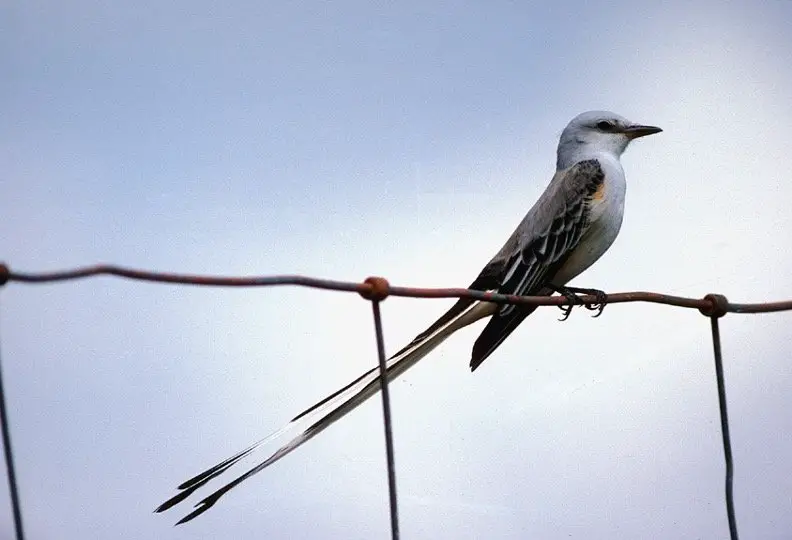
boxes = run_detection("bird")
[156,110,662,524]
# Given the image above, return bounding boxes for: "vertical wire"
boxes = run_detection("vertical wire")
[709,316,738,540]
[370,300,400,540]
[0,311,26,540]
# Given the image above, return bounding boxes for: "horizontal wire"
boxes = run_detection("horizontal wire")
[3,263,791,315]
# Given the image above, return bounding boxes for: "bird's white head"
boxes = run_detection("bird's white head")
[556,110,662,169]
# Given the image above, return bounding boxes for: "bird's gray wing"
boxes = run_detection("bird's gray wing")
[469,158,605,370]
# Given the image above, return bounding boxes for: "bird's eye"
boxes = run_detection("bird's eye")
[596,121,616,131]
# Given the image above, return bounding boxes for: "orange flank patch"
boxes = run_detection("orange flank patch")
[592,182,606,200]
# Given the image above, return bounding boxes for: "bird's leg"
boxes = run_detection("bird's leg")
[546,284,583,321]
[546,284,608,320]
[561,286,608,317]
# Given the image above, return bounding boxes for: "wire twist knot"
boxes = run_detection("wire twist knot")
[360,276,390,301]
[700,293,729,318]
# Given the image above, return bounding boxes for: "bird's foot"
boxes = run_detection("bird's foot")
[547,285,608,321]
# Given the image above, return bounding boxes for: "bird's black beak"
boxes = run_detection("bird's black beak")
[623,124,663,139]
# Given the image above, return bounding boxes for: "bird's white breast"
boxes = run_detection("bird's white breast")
[554,153,626,285]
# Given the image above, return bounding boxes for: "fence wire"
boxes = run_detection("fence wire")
[2,263,792,540]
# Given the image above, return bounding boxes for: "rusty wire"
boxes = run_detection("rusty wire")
[2,263,792,540]
[3,263,792,314]
[709,315,739,540]
[371,299,400,539]
[0,314,25,540]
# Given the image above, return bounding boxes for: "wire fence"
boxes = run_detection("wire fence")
[2,262,791,540]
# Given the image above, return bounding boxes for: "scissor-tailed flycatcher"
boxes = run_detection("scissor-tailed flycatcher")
[156,110,662,524]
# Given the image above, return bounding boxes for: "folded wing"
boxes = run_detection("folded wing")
[469,159,605,370]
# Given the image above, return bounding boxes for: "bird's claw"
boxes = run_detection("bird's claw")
[556,290,580,321]
[580,288,608,317]
[548,285,608,321]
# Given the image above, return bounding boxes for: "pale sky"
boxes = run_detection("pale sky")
[3,1,792,539]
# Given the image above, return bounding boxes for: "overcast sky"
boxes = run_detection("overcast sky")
[3,1,792,539]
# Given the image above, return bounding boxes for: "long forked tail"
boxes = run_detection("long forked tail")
[155,298,495,524]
